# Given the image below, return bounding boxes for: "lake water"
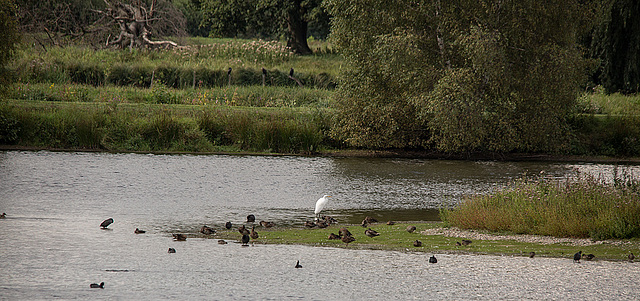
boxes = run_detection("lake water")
[1,151,638,300]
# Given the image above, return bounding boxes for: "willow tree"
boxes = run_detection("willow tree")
[326,0,590,153]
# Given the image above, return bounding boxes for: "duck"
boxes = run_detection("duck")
[218,239,227,244]
[386,221,395,225]
[90,282,105,289]
[134,228,146,234]
[341,234,355,246]
[413,240,422,247]
[321,216,338,224]
[200,225,215,235]
[406,225,416,233]
[364,228,380,237]
[328,233,341,240]
[260,221,275,228]
[455,241,462,246]
[250,226,259,240]
[100,218,114,229]
[225,221,233,229]
[241,234,250,246]
[316,220,329,228]
[529,252,536,258]
[461,239,472,246]
[304,221,316,228]
[238,225,250,235]
[339,227,352,237]
[0,213,6,218]
[295,260,302,268]
[168,248,176,253]
[246,214,256,223]
[173,234,187,241]
[629,252,635,262]
[582,253,595,261]
[429,255,437,263]
[574,251,582,263]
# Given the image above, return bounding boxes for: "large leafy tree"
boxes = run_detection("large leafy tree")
[1,0,20,90]
[589,0,640,94]
[326,0,590,153]
[200,0,328,54]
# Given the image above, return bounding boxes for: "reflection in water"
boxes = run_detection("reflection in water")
[1,151,640,299]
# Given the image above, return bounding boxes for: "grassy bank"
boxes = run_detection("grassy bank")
[0,99,333,153]
[203,222,638,261]
[441,171,640,240]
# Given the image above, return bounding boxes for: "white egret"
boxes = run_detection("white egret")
[314,195,332,221]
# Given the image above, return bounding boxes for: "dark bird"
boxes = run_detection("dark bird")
[574,251,582,263]
[0,213,6,218]
[341,234,355,246]
[455,241,462,246]
[260,221,275,228]
[238,225,250,235]
[629,253,635,262]
[134,228,146,234]
[406,225,416,233]
[364,216,378,223]
[218,239,227,244]
[100,218,114,229]
[429,255,437,263]
[386,221,395,225]
[582,253,595,261]
[339,228,352,237]
[328,233,341,240]
[316,220,329,228]
[173,234,187,241]
[250,226,259,240]
[364,228,380,237]
[227,67,232,75]
[225,221,233,229]
[289,68,294,77]
[461,239,472,246]
[295,260,302,268]
[321,216,338,224]
[200,225,215,235]
[90,282,104,289]
[361,219,368,227]
[262,67,267,75]
[241,234,250,246]
[529,252,536,258]
[413,240,423,247]
[304,221,316,228]
[247,214,256,223]
[168,248,176,253]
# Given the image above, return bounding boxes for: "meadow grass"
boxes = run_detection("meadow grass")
[440,171,640,240]
[7,82,333,108]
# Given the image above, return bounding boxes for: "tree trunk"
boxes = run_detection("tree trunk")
[286,0,312,55]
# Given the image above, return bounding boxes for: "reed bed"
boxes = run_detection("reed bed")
[441,170,640,239]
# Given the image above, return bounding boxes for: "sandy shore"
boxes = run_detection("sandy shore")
[421,227,634,247]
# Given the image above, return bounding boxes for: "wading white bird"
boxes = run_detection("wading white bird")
[314,195,332,221]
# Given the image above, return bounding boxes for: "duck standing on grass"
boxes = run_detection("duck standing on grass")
[574,251,582,263]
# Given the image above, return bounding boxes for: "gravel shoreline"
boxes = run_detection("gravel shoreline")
[421,227,633,247]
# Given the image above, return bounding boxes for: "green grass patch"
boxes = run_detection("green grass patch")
[205,222,639,261]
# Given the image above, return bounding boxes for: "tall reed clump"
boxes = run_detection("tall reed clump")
[440,170,640,239]
[197,108,324,153]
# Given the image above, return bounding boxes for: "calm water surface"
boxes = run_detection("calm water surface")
[1,151,638,300]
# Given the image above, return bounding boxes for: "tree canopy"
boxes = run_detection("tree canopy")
[326,0,591,153]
